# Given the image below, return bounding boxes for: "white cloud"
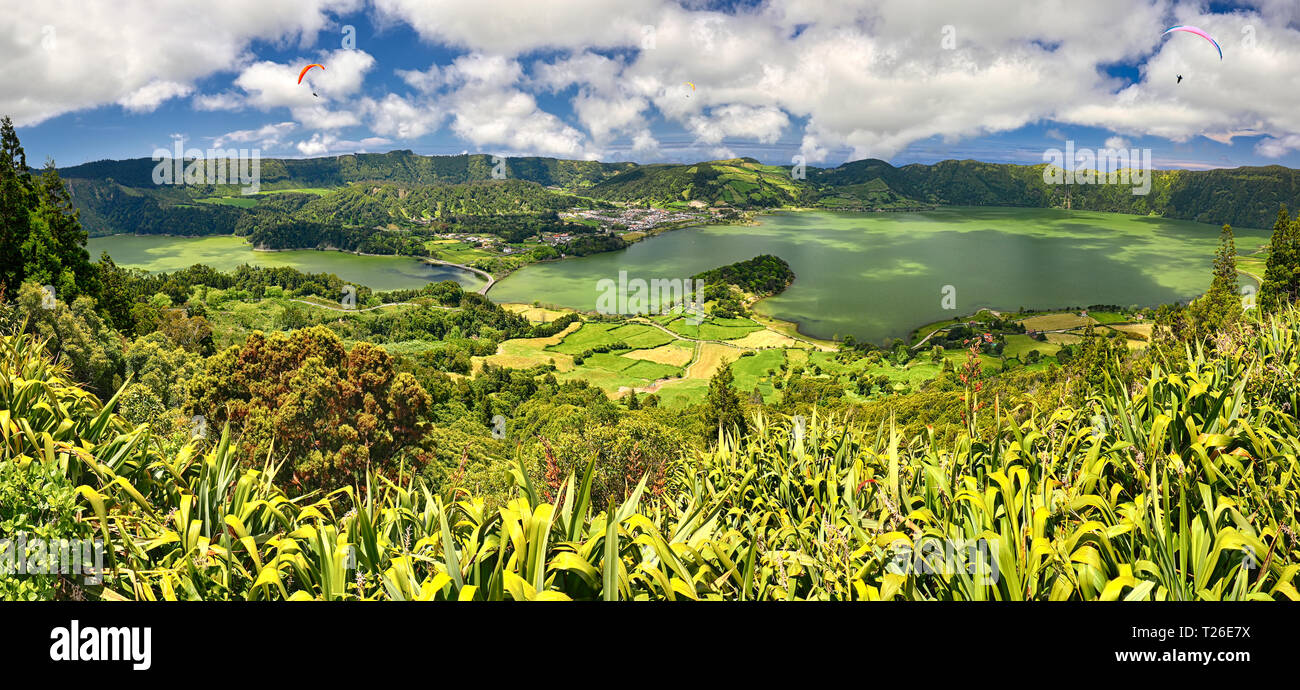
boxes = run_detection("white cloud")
[294,132,393,156]
[233,49,374,111]
[192,92,246,111]
[688,105,789,146]
[395,64,444,93]
[13,0,1300,165]
[211,121,297,149]
[1104,136,1131,150]
[372,0,662,54]
[631,129,660,155]
[437,54,592,157]
[116,80,193,113]
[1,0,362,126]
[1257,135,1300,158]
[362,93,444,139]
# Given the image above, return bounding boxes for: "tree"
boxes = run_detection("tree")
[187,326,432,493]
[0,116,34,297]
[0,121,97,307]
[702,364,746,444]
[1069,324,1122,388]
[1258,206,1298,312]
[119,332,202,425]
[13,282,125,398]
[30,161,96,301]
[1187,223,1242,340]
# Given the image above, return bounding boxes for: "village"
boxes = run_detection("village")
[422,205,724,256]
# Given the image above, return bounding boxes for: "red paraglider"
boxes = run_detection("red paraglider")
[297,63,324,84]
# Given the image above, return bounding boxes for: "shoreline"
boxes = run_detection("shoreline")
[94,206,1261,345]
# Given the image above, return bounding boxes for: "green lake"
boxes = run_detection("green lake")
[489,207,1268,343]
[87,235,485,293]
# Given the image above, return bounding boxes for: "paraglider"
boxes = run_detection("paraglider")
[1177,74,1183,84]
[684,81,695,97]
[298,63,324,97]
[1162,26,1223,60]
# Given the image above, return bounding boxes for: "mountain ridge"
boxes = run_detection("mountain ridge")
[56,150,1300,233]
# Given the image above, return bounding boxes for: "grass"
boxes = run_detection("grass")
[729,349,787,403]
[661,315,763,340]
[1087,311,1131,324]
[502,303,570,324]
[1018,313,1096,331]
[547,322,674,355]
[1003,333,1060,360]
[1110,323,1153,341]
[648,378,710,408]
[911,317,961,345]
[257,187,334,196]
[624,341,695,367]
[1045,332,1084,346]
[687,343,747,380]
[728,329,809,349]
[196,196,260,208]
[425,241,499,265]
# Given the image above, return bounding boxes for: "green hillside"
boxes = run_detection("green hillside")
[585,158,814,208]
[57,150,1300,236]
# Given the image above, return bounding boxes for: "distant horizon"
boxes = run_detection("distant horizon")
[49,147,1300,176]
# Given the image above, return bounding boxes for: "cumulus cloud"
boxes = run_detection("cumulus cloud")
[211,121,298,149]
[192,91,246,111]
[362,93,444,139]
[294,131,393,156]
[116,80,194,113]
[1257,135,1300,158]
[12,0,1300,165]
[372,0,662,54]
[435,54,592,157]
[234,49,373,112]
[369,0,1300,163]
[688,105,789,146]
[0,0,362,125]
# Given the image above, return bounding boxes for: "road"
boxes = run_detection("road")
[425,259,496,295]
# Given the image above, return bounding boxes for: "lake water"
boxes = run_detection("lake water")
[87,235,486,293]
[489,207,1268,343]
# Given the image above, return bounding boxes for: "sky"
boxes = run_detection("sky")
[3,0,1300,170]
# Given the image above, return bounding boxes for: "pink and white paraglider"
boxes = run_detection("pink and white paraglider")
[1162,26,1223,60]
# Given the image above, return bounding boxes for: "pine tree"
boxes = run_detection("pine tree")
[35,160,96,300]
[1188,223,1242,339]
[702,364,747,445]
[1258,205,1297,312]
[0,116,35,296]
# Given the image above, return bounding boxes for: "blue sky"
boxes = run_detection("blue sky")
[7,0,1300,170]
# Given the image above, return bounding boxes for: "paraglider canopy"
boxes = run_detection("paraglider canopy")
[1162,26,1222,60]
[297,63,324,84]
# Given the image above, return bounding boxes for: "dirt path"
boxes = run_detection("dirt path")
[635,318,750,349]
[626,342,703,396]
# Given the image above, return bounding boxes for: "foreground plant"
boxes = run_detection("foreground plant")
[2,309,1297,600]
